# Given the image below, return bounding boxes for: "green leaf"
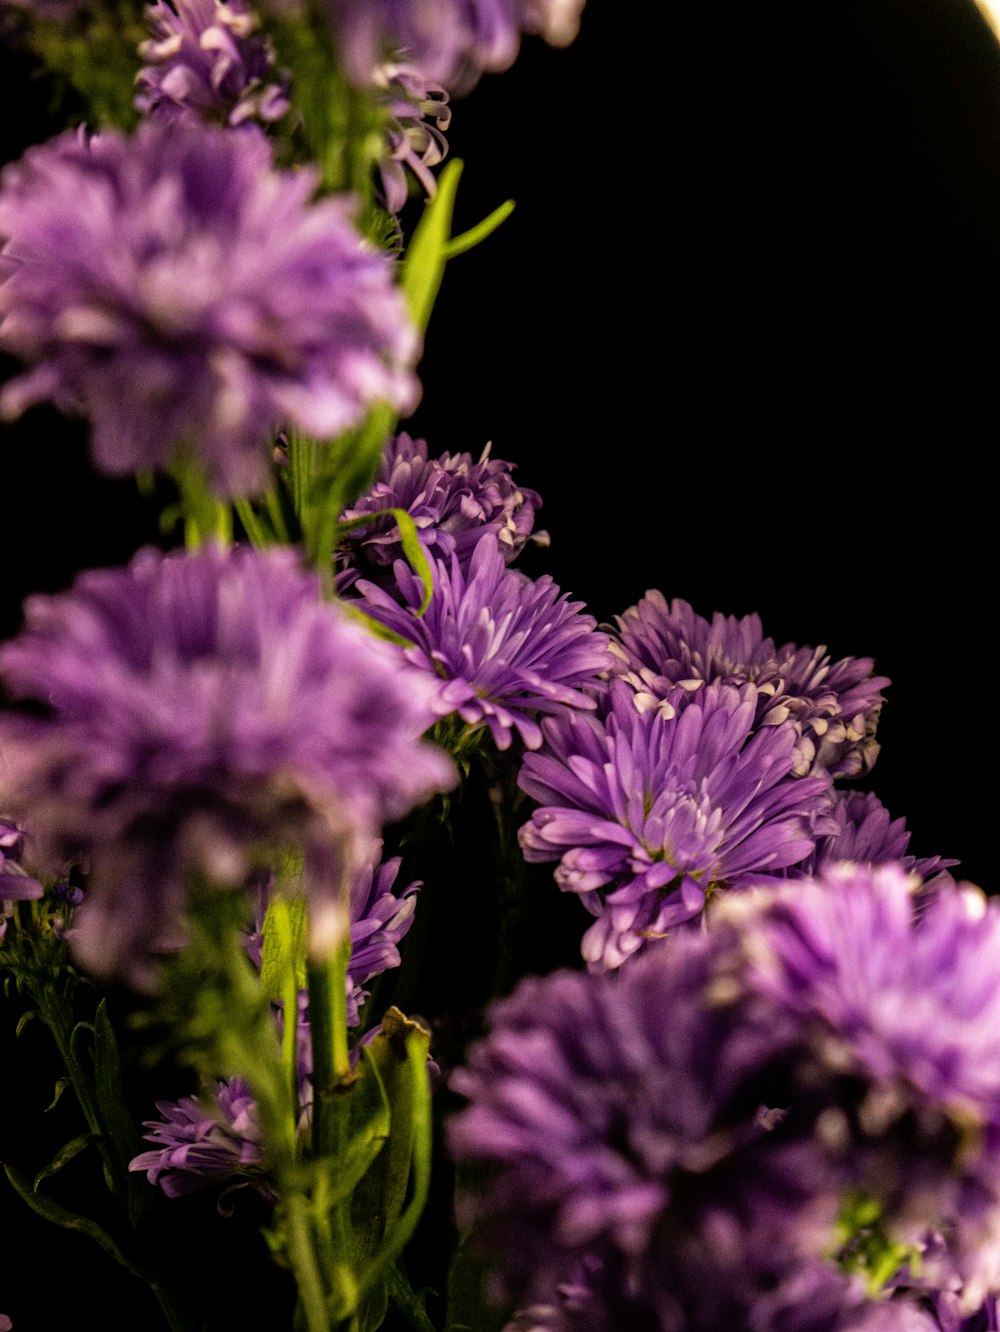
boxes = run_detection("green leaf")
[441,199,516,260]
[393,510,434,617]
[33,1132,96,1190]
[349,1007,433,1313]
[387,1262,439,1332]
[3,1163,146,1281]
[43,1076,72,1113]
[15,1009,36,1038]
[259,894,308,1004]
[92,1000,151,1223]
[401,159,464,334]
[444,1221,511,1332]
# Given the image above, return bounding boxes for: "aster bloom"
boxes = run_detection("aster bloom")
[0,817,42,905]
[373,63,451,213]
[354,533,614,752]
[449,867,1000,1330]
[245,845,420,1025]
[0,544,454,978]
[324,0,586,91]
[448,924,845,1329]
[135,0,291,128]
[611,591,890,778]
[781,789,957,888]
[129,1077,273,1201]
[0,816,43,942]
[736,865,1000,1309]
[518,678,835,971]
[0,122,419,497]
[338,432,545,589]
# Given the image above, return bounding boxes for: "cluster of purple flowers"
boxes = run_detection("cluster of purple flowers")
[515,585,900,971]
[131,843,420,1200]
[335,430,609,757]
[449,864,1000,1330]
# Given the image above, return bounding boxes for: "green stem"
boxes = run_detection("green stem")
[285,1190,332,1332]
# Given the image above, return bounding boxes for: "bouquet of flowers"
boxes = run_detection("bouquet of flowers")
[1,2,998,1329]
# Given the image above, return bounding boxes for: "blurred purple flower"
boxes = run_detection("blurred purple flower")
[737,865,1000,1307]
[518,678,835,971]
[611,591,890,779]
[0,122,419,496]
[449,866,1000,1329]
[338,432,545,589]
[324,0,585,90]
[0,544,454,978]
[354,534,613,752]
[135,0,291,128]
[373,63,451,212]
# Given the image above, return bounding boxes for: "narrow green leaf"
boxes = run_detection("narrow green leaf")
[43,1076,72,1113]
[387,1262,439,1332]
[392,510,434,617]
[441,199,516,260]
[33,1132,96,1190]
[92,1000,150,1222]
[15,1009,36,1038]
[3,1164,146,1281]
[401,159,464,334]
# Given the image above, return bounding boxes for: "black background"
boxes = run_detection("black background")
[1,1,999,1325]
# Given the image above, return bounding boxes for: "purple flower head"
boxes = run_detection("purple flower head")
[323,0,585,90]
[0,544,454,978]
[729,865,1000,1308]
[244,844,420,1025]
[338,432,546,589]
[448,930,846,1329]
[373,63,451,213]
[354,534,614,752]
[0,815,43,943]
[611,591,890,779]
[0,816,43,904]
[135,0,291,128]
[0,122,419,497]
[129,1076,273,1201]
[518,678,835,971]
[449,868,1000,1330]
[781,790,958,888]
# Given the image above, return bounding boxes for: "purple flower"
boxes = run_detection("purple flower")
[0,544,454,978]
[338,432,545,588]
[135,0,291,128]
[0,122,419,497]
[129,1077,273,1201]
[245,844,420,1025]
[447,927,834,1328]
[448,867,1000,1330]
[518,678,835,970]
[0,817,43,905]
[736,865,1000,1307]
[373,63,451,213]
[354,534,614,752]
[323,0,585,90]
[611,591,890,779]
[780,789,958,890]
